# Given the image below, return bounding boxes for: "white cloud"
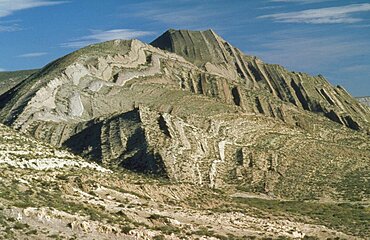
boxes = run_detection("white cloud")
[0,1,66,32]
[0,0,66,18]
[259,3,370,24]
[62,29,155,48]
[17,52,48,58]
[0,24,21,32]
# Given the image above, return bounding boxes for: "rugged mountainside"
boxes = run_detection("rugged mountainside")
[151,29,370,132]
[357,96,370,107]
[1,123,367,239]
[0,30,369,203]
[0,69,38,95]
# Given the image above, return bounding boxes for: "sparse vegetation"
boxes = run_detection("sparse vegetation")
[233,197,370,237]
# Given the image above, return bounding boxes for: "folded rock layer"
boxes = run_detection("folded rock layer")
[0,30,369,200]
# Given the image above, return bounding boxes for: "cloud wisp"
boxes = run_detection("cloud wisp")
[62,29,155,48]
[0,0,67,18]
[259,3,370,24]
[0,0,66,32]
[0,24,21,32]
[17,52,48,58]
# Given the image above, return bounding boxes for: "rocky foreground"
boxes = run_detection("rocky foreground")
[0,124,368,239]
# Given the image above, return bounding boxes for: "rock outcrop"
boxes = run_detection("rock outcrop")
[1,122,364,239]
[0,123,110,173]
[151,29,370,132]
[0,30,369,201]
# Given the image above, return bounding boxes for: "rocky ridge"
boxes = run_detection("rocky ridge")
[151,29,370,132]
[0,30,369,202]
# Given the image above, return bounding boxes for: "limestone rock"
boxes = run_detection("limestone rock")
[151,29,370,132]
[0,122,367,239]
[0,30,369,201]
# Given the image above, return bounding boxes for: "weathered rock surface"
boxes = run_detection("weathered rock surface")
[0,123,110,173]
[0,123,368,239]
[0,30,369,202]
[1,29,369,239]
[151,29,370,132]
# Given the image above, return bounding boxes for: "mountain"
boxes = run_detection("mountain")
[0,29,369,239]
[0,30,369,202]
[151,29,370,132]
[1,123,366,239]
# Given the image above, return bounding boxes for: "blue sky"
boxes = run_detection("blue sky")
[0,0,369,96]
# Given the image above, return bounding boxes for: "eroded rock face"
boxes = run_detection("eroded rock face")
[1,128,361,239]
[151,29,370,132]
[0,31,369,200]
[19,104,368,200]
[0,123,110,173]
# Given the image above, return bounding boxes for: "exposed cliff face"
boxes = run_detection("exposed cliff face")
[151,29,370,132]
[12,103,370,200]
[2,123,365,239]
[0,31,369,201]
[0,123,109,173]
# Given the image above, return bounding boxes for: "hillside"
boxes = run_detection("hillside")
[0,30,369,204]
[151,29,370,132]
[0,69,38,96]
[0,123,368,239]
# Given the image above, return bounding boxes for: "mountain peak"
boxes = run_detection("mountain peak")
[150,29,370,132]
[151,28,229,66]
